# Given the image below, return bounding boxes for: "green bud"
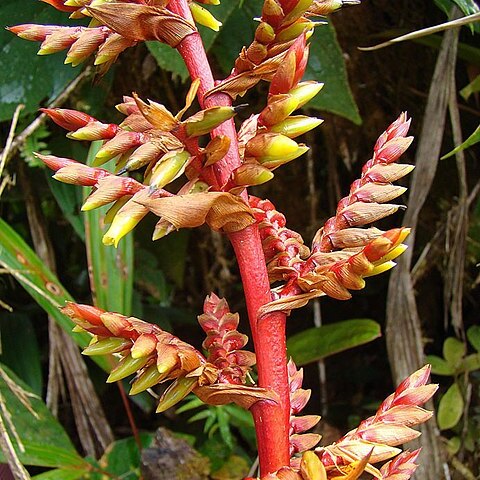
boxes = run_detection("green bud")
[269,115,323,138]
[83,337,131,356]
[129,365,166,395]
[289,82,324,108]
[107,355,149,383]
[184,106,240,137]
[156,377,198,413]
[149,150,191,189]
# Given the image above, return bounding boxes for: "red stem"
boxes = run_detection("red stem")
[169,2,291,474]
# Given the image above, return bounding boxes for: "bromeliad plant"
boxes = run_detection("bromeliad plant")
[10,0,437,478]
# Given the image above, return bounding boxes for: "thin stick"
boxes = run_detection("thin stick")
[0,395,30,480]
[0,105,24,179]
[0,67,93,166]
[116,381,142,453]
[359,12,480,51]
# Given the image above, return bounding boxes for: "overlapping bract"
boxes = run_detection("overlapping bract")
[251,366,435,480]
[9,0,200,74]
[198,293,256,385]
[63,295,270,411]
[287,360,321,456]
[37,87,254,245]
[254,113,414,314]
[316,366,436,479]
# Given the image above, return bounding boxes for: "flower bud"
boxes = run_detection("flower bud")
[94,32,136,65]
[82,176,143,210]
[94,131,145,165]
[149,150,191,189]
[107,354,149,383]
[129,365,166,395]
[41,108,95,131]
[255,22,276,44]
[120,141,165,173]
[53,163,108,186]
[67,121,119,141]
[282,0,314,26]
[184,106,239,137]
[102,196,149,247]
[190,2,222,31]
[38,28,80,55]
[233,164,274,186]
[269,115,323,138]
[300,450,326,480]
[259,95,300,127]
[275,18,315,43]
[156,377,198,413]
[289,81,323,107]
[83,337,131,356]
[7,24,57,41]
[131,333,157,359]
[65,27,106,66]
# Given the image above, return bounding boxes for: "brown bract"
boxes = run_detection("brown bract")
[86,3,196,46]
[195,384,279,409]
[135,190,255,233]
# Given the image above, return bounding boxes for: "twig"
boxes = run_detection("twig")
[0,67,93,166]
[359,13,480,51]
[0,105,24,179]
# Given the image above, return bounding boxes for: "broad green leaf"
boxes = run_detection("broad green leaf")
[467,325,480,352]
[0,363,87,469]
[33,469,89,480]
[98,433,154,480]
[0,217,110,371]
[446,436,461,455]
[0,313,42,395]
[83,142,134,315]
[443,337,466,368]
[425,354,454,376]
[441,124,480,159]
[33,469,88,480]
[460,74,480,100]
[461,353,480,372]
[437,382,464,430]
[305,23,361,124]
[147,0,242,81]
[287,319,380,366]
[0,1,81,121]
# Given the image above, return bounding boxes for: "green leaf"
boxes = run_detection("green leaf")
[433,0,480,32]
[83,142,134,315]
[460,74,480,101]
[437,382,464,430]
[305,23,361,124]
[0,313,42,395]
[147,0,242,81]
[0,363,87,469]
[467,325,480,352]
[425,354,454,376]
[443,337,466,368]
[446,436,461,455]
[98,433,154,480]
[441,124,480,159]
[33,468,89,480]
[216,407,235,450]
[461,353,480,372]
[287,319,381,366]
[0,217,110,371]
[0,1,81,121]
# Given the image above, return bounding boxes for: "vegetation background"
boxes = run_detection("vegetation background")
[0,0,479,479]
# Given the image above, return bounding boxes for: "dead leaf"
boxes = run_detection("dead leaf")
[194,384,279,409]
[87,3,196,47]
[135,191,255,233]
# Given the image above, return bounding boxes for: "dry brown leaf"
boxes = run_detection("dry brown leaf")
[194,384,279,409]
[87,3,196,47]
[135,191,255,233]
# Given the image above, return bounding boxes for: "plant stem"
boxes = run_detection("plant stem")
[169,2,292,473]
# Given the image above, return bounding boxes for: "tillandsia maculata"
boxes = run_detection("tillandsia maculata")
[10,0,437,478]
